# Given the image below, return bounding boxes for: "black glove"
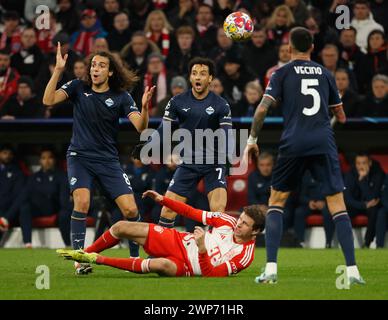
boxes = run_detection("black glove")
[131,143,146,160]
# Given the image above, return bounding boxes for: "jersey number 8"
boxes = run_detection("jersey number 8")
[301,79,321,116]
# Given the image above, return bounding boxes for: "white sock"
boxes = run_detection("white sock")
[347,265,360,279]
[265,262,277,275]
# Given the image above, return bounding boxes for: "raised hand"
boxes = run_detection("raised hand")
[142,85,156,110]
[55,42,68,72]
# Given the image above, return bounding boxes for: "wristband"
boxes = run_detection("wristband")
[247,135,258,145]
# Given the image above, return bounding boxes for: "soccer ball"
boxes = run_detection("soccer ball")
[223,11,254,42]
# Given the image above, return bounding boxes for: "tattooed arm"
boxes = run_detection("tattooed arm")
[249,95,276,140]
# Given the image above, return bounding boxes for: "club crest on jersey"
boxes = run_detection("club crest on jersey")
[207,212,221,219]
[153,225,164,234]
[105,98,114,107]
[70,177,77,185]
[206,106,215,115]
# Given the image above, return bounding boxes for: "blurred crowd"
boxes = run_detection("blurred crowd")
[0,0,386,120]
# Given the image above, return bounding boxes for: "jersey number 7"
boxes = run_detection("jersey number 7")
[301,79,321,116]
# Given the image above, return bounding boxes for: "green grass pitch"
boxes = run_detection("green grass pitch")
[1,248,387,300]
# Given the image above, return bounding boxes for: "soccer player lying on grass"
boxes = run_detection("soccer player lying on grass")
[57,190,266,277]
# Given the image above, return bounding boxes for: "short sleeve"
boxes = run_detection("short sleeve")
[264,69,282,102]
[163,96,178,121]
[59,79,81,100]
[219,99,232,126]
[123,92,140,117]
[327,73,342,107]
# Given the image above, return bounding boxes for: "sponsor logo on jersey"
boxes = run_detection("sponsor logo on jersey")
[70,152,77,156]
[105,98,114,107]
[70,177,77,185]
[206,106,215,115]
[84,93,92,97]
[257,183,263,188]
[6,172,12,178]
[169,179,175,187]
[182,108,190,112]
[49,176,53,182]
[154,225,164,234]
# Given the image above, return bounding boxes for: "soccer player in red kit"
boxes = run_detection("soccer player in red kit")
[57,190,266,277]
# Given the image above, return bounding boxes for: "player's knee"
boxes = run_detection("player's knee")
[160,206,176,220]
[210,201,226,212]
[73,198,90,213]
[111,220,129,237]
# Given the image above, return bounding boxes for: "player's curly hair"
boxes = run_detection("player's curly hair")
[84,51,139,92]
[243,204,267,233]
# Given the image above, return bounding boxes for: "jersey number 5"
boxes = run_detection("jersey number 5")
[301,79,321,116]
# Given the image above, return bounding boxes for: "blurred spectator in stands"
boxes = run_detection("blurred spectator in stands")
[209,77,226,100]
[56,0,80,36]
[168,0,196,29]
[107,12,132,52]
[125,157,155,220]
[100,0,122,33]
[156,75,187,117]
[151,154,180,223]
[121,31,160,104]
[242,25,277,87]
[284,0,309,26]
[335,69,361,117]
[351,0,384,54]
[194,4,218,56]
[11,27,44,79]
[356,74,388,117]
[358,29,388,94]
[35,10,62,54]
[143,52,169,116]
[248,151,274,206]
[121,31,159,78]
[264,43,291,87]
[0,11,22,54]
[232,81,262,118]
[344,152,385,248]
[219,47,256,107]
[24,0,56,23]
[305,10,340,62]
[70,9,107,57]
[166,25,199,78]
[294,170,333,248]
[73,59,87,80]
[251,0,276,26]
[0,144,24,234]
[91,37,110,54]
[266,5,294,47]
[144,10,173,59]
[376,174,388,248]
[370,0,388,32]
[321,44,358,91]
[338,27,366,90]
[0,76,44,119]
[0,49,20,111]
[328,0,351,30]
[209,26,235,74]
[17,148,71,247]
[128,0,154,32]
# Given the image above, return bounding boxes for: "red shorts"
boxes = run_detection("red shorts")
[143,224,193,277]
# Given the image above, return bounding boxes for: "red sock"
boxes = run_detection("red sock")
[84,229,120,253]
[97,256,151,274]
